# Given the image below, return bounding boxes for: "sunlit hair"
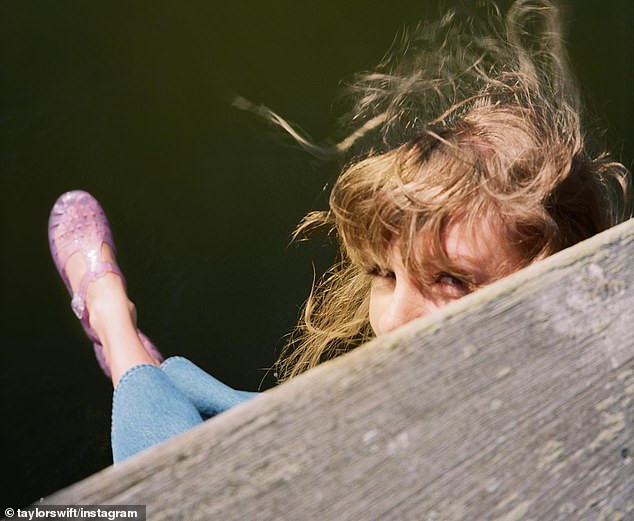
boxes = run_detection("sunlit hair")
[262,0,631,381]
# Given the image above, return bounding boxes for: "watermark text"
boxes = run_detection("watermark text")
[4,505,145,521]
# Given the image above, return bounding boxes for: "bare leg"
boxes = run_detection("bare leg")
[64,243,157,386]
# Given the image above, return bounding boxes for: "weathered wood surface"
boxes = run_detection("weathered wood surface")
[48,219,634,521]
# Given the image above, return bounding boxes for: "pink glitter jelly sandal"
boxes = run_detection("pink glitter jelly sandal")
[48,190,163,377]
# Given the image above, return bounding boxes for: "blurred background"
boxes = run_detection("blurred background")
[1,0,632,507]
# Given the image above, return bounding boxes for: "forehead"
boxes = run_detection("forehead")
[440,215,523,279]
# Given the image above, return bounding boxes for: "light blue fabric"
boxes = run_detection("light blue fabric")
[111,356,258,463]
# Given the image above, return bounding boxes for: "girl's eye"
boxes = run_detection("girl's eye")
[368,265,395,279]
[436,273,470,294]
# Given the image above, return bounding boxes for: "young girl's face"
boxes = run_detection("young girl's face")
[368,216,523,335]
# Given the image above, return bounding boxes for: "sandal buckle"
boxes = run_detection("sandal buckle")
[71,294,85,320]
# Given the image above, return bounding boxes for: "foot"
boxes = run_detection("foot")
[63,243,136,341]
[48,190,163,381]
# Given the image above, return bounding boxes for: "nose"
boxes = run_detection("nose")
[373,277,433,335]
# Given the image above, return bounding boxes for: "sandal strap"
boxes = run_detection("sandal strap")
[71,261,123,320]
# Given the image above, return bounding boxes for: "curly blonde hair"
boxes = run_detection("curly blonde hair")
[270,0,631,381]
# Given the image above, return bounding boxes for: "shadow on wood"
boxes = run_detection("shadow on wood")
[46,219,634,521]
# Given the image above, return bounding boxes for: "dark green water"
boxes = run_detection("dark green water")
[1,0,632,506]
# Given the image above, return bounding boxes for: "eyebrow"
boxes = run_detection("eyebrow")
[442,253,495,284]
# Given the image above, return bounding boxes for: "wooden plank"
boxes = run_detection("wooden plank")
[46,219,634,521]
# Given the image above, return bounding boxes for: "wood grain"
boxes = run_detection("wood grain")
[46,219,634,521]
